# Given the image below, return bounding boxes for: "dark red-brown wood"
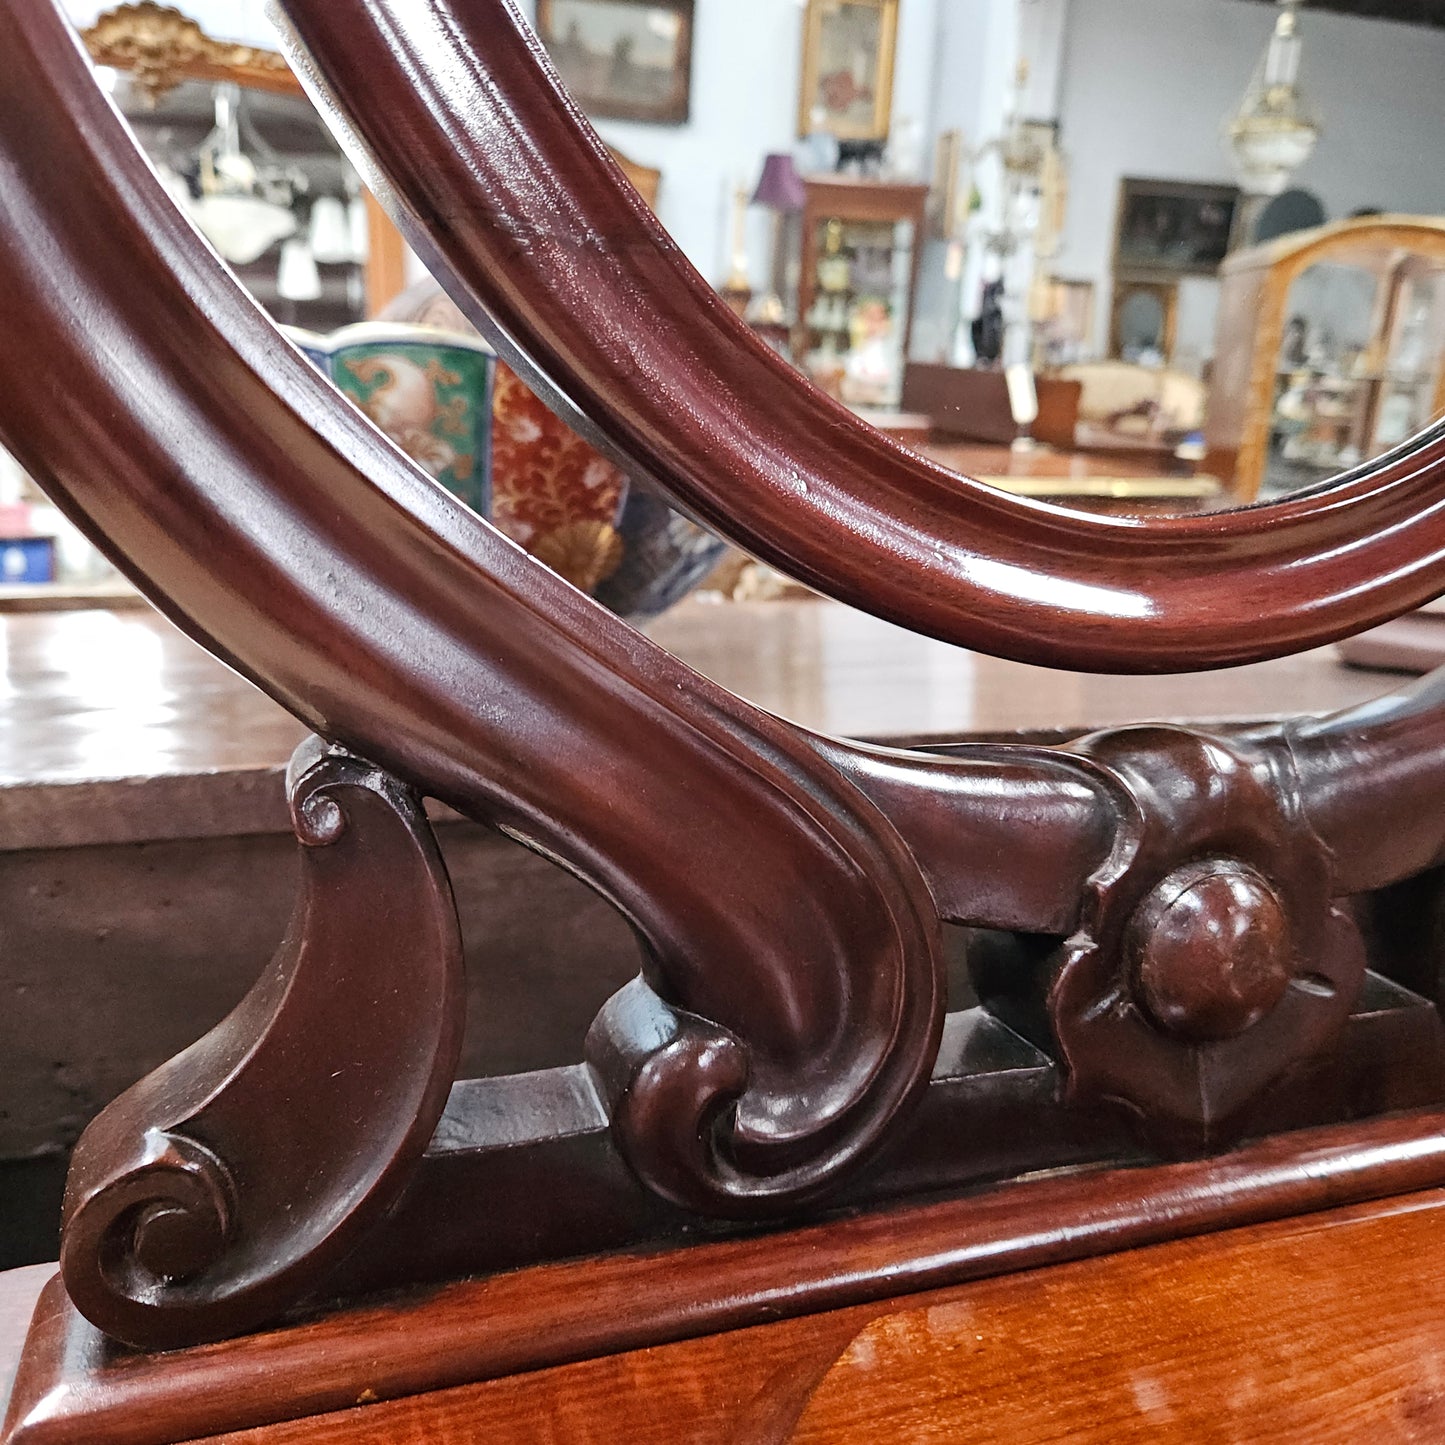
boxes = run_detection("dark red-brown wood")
[10,1109,1445,1445]
[9,0,1445,1420]
[55,738,465,1350]
[192,1189,1445,1442]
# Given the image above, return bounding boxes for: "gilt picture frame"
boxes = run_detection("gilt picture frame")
[798,0,900,143]
[537,0,695,126]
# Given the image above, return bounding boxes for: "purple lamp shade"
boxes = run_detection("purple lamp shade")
[751,153,806,212]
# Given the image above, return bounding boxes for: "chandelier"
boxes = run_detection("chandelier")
[1225,0,1321,197]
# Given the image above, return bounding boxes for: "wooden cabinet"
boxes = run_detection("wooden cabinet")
[796,176,930,405]
[1206,216,1445,499]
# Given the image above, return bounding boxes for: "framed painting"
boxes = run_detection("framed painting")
[536,0,695,126]
[1112,178,1241,277]
[798,0,900,142]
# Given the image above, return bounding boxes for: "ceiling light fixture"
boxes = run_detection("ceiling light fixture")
[1225,0,1321,198]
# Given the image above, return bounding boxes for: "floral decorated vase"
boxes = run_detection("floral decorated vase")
[290,294,724,618]
[286,323,495,520]
[378,280,726,618]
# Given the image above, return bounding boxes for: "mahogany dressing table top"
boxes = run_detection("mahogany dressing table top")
[0,599,1387,850]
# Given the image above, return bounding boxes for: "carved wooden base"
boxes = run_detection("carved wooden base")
[9,1107,1445,1444]
[325,974,1445,1298]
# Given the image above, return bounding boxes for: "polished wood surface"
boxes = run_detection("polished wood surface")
[0,579,147,612]
[10,0,1445,1431]
[0,601,1387,798]
[57,739,465,1351]
[10,1112,1445,1443]
[792,1191,1445,1442]
[273,0,1445,670]
[9,1193,1441,1443]
[195,1191,1445,1443]
[1339,609,1445,674]
[915,438,1188,478]
[913,438,1221,509]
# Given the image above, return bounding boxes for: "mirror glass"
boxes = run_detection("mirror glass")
[1265,256,1445,496]
[111,72,370,333]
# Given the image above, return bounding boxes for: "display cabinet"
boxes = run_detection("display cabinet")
[796,175,930,407]
[1206,216,1445,499]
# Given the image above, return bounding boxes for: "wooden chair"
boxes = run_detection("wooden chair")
[6,1,1445,1438]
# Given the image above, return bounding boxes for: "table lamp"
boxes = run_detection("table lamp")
[748,153,806,330]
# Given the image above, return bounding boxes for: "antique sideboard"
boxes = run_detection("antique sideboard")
[7,0,1445,1439]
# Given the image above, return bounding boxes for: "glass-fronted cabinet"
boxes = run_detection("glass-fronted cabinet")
[795,177,930,409]
[1205,218,1445,500]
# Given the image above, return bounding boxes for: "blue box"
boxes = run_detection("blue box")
[0,536,56,584]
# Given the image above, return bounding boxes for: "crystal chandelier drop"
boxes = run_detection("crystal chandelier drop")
[1225,0,1321,197]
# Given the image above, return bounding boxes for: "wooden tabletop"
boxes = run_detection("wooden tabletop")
[0,598,1392,847]
[911,440,1221,504]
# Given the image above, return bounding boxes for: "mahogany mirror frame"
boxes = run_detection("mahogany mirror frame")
[8,0,1445,1439]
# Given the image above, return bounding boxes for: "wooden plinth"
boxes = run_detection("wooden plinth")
[8,1107,1445,1444]
[203,1189,1445,1444]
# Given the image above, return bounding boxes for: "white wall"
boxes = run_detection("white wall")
[1054,0,1445,360]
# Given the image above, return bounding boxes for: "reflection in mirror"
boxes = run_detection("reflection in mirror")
[0,2,412,601]
[79,3,408,320]
[109,72,370,330]
[1206,218,1445,501]
[7,0,1445,620]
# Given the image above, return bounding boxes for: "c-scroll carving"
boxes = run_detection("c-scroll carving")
[576,728,945,1217]
[5,0,947,1238]
[58,738,464,1349]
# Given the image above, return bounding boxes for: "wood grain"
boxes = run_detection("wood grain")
[186,1189,1445,1443]
[792,1190,1445,1442]
[12,1109,1445,1444]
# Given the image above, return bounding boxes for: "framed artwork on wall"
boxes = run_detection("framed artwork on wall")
[1112,178,1241,277]
[798,0,900,142]
[536,0,695,125]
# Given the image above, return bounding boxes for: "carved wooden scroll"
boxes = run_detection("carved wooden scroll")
[60,740,463,1348]
[6,0,1445,1371]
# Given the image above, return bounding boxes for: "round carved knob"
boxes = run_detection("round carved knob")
[1128,859,1291,1042]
